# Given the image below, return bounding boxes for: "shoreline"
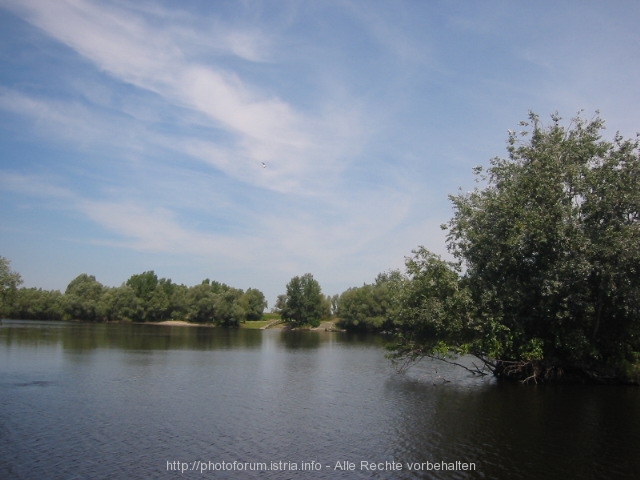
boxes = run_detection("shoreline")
[142,319,343,331]
[142,320,214,327]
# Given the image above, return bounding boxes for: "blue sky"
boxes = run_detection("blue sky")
[1,0,639,306]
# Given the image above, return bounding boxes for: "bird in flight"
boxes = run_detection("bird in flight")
[261,162,267,168]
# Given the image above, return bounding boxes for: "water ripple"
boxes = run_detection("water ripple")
[2,325,640,479]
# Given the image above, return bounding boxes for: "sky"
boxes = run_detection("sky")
[1,0,639,306]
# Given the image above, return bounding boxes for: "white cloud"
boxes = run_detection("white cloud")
[179,65,304,145]
[78,199,248,257]
[1,0,366,198]
[0,171,74,200]
[3,0,640,302]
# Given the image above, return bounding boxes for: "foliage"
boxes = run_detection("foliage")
[99,286,139,322]
[126,271,158,301]
[385,248,481,372]
[388,112,640,383]
[0,256,23,317]
[273,294,287,313]
[126,271,168,322]
[214,289,246,327]
[7,288,63,320]
[0,259,266,327]
[240,288,268,321]
[280,273,326,327]
[443,112,640,382]
[185,283,217,323]
[64,274,105,322]
[337,271,402,332]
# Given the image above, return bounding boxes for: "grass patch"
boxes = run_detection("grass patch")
[241,313,282,329]
[241,320,273,329]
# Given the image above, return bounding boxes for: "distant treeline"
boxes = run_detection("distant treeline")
[3,270,266,326]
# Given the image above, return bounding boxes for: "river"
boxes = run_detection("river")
[1,320,639,479]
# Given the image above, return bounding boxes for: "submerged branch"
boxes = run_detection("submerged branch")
[388,346,493,377]
[424,354,491,376]
[390,348,639,384]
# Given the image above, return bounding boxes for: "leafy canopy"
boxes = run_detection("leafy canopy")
[391,112,640,382]
[280,273,325,328]
[0,256,23,316]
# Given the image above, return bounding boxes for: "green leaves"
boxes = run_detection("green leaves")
[389,112,640,382]
[280,273,325,328]
[64,274,105,321]
[0,256,23,316]
[1,258,266,326]
[447,112,640,381]
[336,271,401,332]
[240,288,267,321]
[386,248,479,367]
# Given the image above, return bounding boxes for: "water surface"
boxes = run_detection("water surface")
[1,320,639,479]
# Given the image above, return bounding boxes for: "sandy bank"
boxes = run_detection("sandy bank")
[146,320,213,327]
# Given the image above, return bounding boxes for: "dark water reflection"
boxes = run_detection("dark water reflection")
[1,320,639,479]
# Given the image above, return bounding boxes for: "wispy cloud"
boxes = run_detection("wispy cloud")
[0,171,74,200]
[1,0,369,195]
[2,0,639,299]
[0,171,250,258]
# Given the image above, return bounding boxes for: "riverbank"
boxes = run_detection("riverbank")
[144,318,343,331]
[144,320,210,327]
[256,318,343,331]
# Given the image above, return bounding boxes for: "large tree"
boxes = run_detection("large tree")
[64,274,105,321]
[240,288,267,321]
[99,285,140,322]
[214,288,246,327]
[280,273,325,328]
[445,112,640,382]
[337,271,402,332]
[388,112,640,383]
[387,248,477,372]
[0,256,23,317]
[10,288,64,320]
[185,282,217,323]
